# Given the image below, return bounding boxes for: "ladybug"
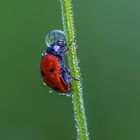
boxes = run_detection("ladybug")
[40,30,72,94]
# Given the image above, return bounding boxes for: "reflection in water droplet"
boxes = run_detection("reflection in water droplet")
[45,30,66,46]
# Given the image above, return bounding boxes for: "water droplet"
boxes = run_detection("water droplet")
[49,88,53,93]
[66,92,72,97]
[45,30,66,46]
[43,82,46,86]
[75,124,78,129]
[58,93,65,96]
[41,52,44,57]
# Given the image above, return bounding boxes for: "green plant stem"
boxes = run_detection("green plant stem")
[60,0,89,139]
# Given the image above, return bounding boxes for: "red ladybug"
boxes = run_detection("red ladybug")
[40,52,72,93]
[40,30,74,94]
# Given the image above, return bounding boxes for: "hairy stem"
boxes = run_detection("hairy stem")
[60,0,89,139]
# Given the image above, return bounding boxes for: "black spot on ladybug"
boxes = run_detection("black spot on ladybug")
[50,68,55,72]
[53,87,60,91]
[41,71,45,77]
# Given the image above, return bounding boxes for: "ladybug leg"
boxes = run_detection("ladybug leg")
[71,76,80,81]
[64,66,79,81]
[62,41,74,55]
[62,46,69,56]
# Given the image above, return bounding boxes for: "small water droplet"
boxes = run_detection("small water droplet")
[66,92,72,97]
[43,82,46,86]
[75,124,78,129]
[58,93,65,96]
[77,59,80,63]
[49,88,53,93]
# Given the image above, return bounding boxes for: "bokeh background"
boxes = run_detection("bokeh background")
[0,0,140,140]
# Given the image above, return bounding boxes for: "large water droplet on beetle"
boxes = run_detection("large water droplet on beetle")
[45,30,66,46]
[49,88,53,93]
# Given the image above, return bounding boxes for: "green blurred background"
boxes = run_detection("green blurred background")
[0,0,140,140]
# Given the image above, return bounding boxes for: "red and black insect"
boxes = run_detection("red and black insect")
[40,30,72,94]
